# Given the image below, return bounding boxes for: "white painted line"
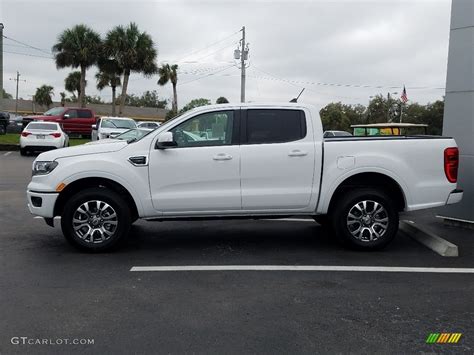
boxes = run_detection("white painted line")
[400,220,458,257]
[130,265,474,273]
[3,151,12,156]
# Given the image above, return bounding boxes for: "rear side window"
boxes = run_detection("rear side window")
[78,110,93,118]
[245,109,306,144]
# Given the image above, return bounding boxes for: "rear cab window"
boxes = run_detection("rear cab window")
[243,109,307,144]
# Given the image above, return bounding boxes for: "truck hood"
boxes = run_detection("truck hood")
[37,140,128,161]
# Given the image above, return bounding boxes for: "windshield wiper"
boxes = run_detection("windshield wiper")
[126,138,138,144]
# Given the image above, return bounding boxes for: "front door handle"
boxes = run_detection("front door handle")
[213,153,233,161]
[288,149,308,157]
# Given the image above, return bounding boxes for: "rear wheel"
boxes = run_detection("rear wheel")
[330,188,398,250]
[61,187,131,252]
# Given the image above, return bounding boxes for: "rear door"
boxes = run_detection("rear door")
[240,108,318,211]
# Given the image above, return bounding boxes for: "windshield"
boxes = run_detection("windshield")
[43,107,66,116]
[114,129,152,142]
[101,119,137,129]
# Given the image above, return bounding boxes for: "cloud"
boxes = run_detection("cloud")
[1,0,450,109]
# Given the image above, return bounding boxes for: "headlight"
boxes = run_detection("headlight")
[32,161,58,176]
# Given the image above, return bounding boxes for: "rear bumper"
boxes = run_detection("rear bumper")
[446,189,463,205]
[27,190,59,218]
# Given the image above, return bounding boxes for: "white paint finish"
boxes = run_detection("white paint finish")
[130,265,474,273]
[24,102,462,221]
[20,121,68,149]
[240,107,320,211]
[149,145,242,212]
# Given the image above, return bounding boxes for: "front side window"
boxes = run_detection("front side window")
[246,109,306,144]
[170,111,234,148]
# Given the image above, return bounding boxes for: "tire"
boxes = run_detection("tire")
[20,148,27,156]
[61,187,131,252]
[330,188,398,250]
[0,125,6,135]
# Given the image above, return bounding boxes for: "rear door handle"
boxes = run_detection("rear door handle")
[288,149,307,157]
[213,153,233,161]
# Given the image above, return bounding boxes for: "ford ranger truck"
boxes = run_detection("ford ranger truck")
[26,103,463,252]
[22,107,97,136]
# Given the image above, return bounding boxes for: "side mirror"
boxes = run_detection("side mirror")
[91,124,97,130]
[156,131,177,149]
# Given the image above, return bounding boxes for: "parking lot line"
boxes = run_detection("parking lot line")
[130,265,474,273]
[3,151,12,156]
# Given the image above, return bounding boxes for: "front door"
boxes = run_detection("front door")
[149,109,241,214]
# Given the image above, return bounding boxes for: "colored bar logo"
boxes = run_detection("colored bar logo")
[426,333,462,344]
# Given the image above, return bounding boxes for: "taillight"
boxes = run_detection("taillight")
[21,132,31,137]
[444,147,459,183]
[50,132,61,138]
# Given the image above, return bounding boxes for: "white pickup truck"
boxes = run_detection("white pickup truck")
[26,103,463,252]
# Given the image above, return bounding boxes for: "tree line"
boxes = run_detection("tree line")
[320,94,444,135]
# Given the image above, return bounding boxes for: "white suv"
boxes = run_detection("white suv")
[91,117,137,141]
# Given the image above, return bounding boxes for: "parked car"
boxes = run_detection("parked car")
[22,107,97,136]
[137,121,160,129]
[26,103,463,252]
[91,117,137,141]
[0,111,10,135]
[20,121,69,156]
[8,114,25,133]
[87,128,153,145]
[323,130,352,138]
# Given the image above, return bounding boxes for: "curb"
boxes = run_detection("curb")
[399,220,458,257]
[0,144,19,151]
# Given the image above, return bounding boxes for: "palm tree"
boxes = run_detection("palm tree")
[64,71,83,100]
[104,22,158,116]
[158,64,178,113]
[34,85,54,109]
[52,24,101,108]
[96,58,122,116]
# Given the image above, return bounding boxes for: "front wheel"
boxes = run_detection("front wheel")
[61,187,131,252]
[330,188,398,250]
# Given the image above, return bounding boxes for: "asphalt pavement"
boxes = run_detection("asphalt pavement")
[0,151,472,354]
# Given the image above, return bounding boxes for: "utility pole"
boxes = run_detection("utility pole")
[10,71,26,114]
[0,23,4,110]
[235,26,249,103]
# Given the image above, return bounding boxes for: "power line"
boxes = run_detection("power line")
[180,65,235,86]
[251,66,445,91]
[3,50,53,59]
[168,29,240,63]
[2,35,52,55]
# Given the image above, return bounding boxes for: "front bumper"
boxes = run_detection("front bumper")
[27,190,59,218]
[446,189,463,205]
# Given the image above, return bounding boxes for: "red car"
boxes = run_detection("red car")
[22,107,97,136]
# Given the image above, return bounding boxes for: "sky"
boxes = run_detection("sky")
[0,0,451,110]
